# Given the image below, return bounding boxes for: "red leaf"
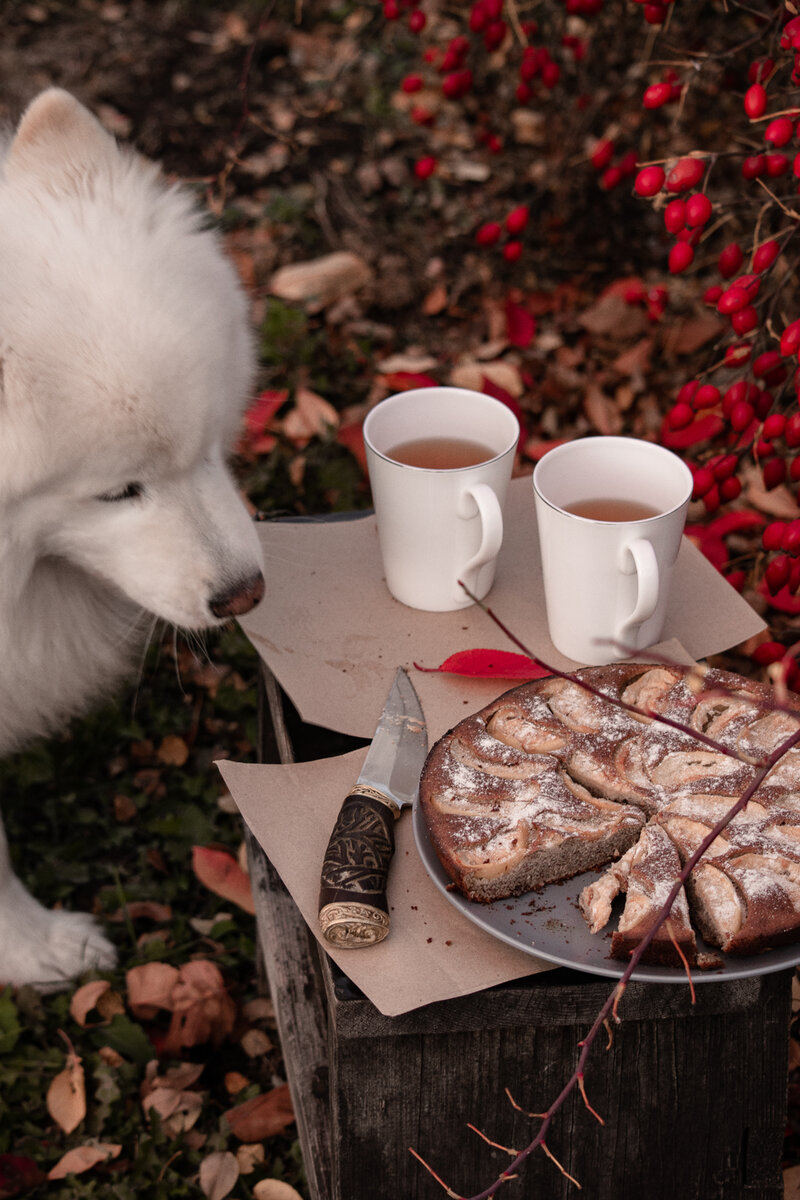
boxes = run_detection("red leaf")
[505,300,537,348]
[660,413,725,450]
[414,649,550,679]
[337,422,367,472]
[685,525,728,571]
[243,390,288,438]
[0,1154,45,1194]
[706,510,765,537]
[378,371,439,392]
[759,581,800,613]
[192,847,255,915]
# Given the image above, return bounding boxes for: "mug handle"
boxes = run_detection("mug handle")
[616,538,659,649]
[458,483,503,581]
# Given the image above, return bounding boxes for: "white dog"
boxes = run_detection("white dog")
[0,89,265,989]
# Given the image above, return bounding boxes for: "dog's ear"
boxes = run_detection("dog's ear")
[6,89,119,188]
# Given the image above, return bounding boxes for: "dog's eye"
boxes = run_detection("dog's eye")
[98,482,144,503]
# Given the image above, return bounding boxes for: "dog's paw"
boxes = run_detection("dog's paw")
[0,880,116,992]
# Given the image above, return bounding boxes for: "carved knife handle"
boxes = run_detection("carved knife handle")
[318,788,397,948]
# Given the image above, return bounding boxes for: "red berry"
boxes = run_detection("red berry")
[766,153,790,177]
[749,58,774,84]
[703,485,721,513]
[781,320,800,357]
[725,343,751,367]
[718,243,744,278]
[791,455,800,482]
[600,165,623,190]
[677,380,699,406]
[742,155,767,180]
[763,458,787,489]
[692,466,715,499]
[731,306,759,335]
[410,105,435,125]
[793,152,800,179]
[753,349,786,383]
[766,554,791,593]
[744,83,767,118]
[383,0,400,17]
[665,157,705,193]
[765,116,794,146]
[720,476,742,502]
[685,193,712,226]
[643,82,673,109]
[787,413,800,448]
[752,640,788,665]
[505,205,529,235]
[723,381,749,415]
[782,521,800,554]
[589,138,614,170]
[414,156,437,179]
[730,400,755,432]
[401,74,424,93]
[476,221,502,246]
[664,199,686,233]
[408,9,426,31]
[643,3,667,23]
[668,402,694,430]
[764,521,788,551]
[763,413,786,439]
[503,241,523,262]
[634,165,665,196]
[713,454,738,480]
[753,240,780,272]
[694,384,721,410]
[703,285,723,306]
[668,241,694,273]
[717,287,750,315]
[541,61,560,88]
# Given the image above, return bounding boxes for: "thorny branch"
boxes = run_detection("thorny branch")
[410,586,800,1199]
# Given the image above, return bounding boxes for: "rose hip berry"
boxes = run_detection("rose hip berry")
[668,242,694,273]
[744,83,767,118]
[665,157,705,193]
[634,165,665,196]
[718,243,744,278]
[753,240,780,272]
[685,193,712,226]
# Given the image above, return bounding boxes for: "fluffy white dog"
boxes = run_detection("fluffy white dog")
[0,89,265,988]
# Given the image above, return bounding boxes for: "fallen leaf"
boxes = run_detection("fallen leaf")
[661,312,724,357]
[744,465,800,519]
[422,283,448,315]
[611,336,653,378]
[376,353,439,374]
[164,960,237,1055]
[583,383,623,435]
[70,981,112,1028]
[269,251,372,312]
[336,422,367,472]
[784,1163,800,1200]
[578,293,647,338]
[46,1043,85,1135]
[126,961,180,1019]
[157,735,189,766]
[253,1182,304,1200]
[108,900,172,924]
[449,359,523,397]
[0,1153,45,1192]
[199,1150,239,1200]
[47,1144,121,1181]
[282,386,339,444]
[414,650,550,679]
[236,1143,265,1174]
[142,1087,203,1136]
[225,1084,295,1142]
[505,300,537,348]
[374,369,439,391]
[142,1060,205,1095]
[192,846,255,914]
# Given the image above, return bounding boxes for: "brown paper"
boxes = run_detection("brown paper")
[241,476,765,742]
[218,753,550,1016]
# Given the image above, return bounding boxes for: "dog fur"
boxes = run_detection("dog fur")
[0,89,265,988]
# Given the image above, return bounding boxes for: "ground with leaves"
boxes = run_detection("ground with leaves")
[2,1,800,1198]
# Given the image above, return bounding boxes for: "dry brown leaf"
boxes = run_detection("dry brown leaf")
[240,1028,273,1057]
[422,283,448,315]
[47,1143,121,1181]
[142,1060,205,1095]
[109,899,172,924]
[70,981,112,1027]
[269,251,371,312]
[253,1181,304,1200]
[224,1083,295,1142]
[236,1143,265,1174]
[376,352,439,374]
[164,960,237,1055]
[583,384,623,435]
[611,336,653,379]
[578,293,647,338]
[743,465,800,519]
[199,1150,240,1200]
[158,734,190,766]
[785,1164,800,1200]
[449,360,523,397]
[282,386,339,443]
[142,1086,203,1136]
[661,312,724,357]
[225,1071,251,1096]
[126,961,180,1018]
[46,1046,86,1135]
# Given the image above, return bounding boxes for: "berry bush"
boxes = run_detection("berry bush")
[378,0,800,683]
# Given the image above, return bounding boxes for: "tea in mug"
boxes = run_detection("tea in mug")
[386,436,495,470]
[563,497,661,522]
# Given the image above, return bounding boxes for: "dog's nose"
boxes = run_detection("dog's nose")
[209,571,265,619]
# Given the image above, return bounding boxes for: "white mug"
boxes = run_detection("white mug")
[532,437,693,664]
[363,387,519,611]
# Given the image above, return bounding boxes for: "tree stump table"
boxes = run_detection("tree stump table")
[249,664,792,1200]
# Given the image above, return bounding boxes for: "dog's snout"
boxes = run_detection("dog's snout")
[209,571,265,619]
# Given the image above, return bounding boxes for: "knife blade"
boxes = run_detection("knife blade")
[318,667,427,948]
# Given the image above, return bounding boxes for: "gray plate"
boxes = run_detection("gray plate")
[412,799,800,983]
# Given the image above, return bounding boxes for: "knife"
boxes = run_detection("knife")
[318,668,428,948]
